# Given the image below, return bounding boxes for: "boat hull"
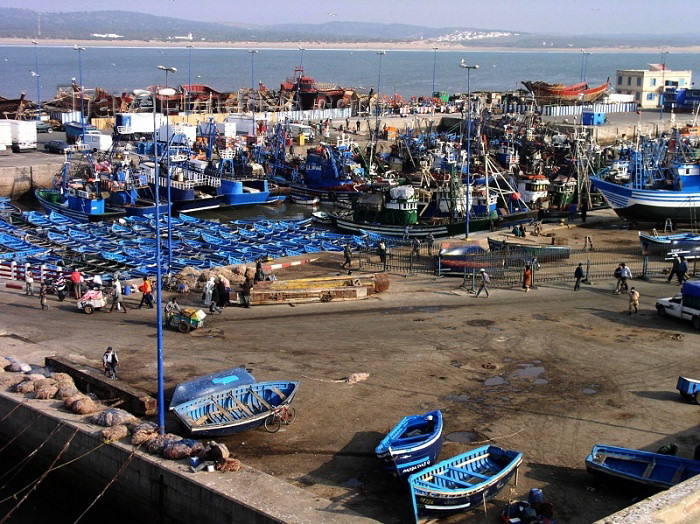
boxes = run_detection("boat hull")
[171,380,299,438]
[375,410,443,482]
[591,177,700,223]
[408,445,522,519]
[35,189,126,223]
[585,444,700,493]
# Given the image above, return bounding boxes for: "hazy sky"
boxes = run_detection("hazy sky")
[4,0,698,35]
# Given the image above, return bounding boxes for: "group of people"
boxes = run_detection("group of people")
[202,265,264,313]
[667,254,689,285]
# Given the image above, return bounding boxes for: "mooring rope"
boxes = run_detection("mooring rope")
[0,421,65,489]
[72,449,136,524]
[0,415,40,454]
[0,428,78,524]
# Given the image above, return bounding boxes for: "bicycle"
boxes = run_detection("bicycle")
[263,405,296,433]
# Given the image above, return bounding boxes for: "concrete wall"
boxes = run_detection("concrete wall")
[0,162,63,199]
[0,392,375,524]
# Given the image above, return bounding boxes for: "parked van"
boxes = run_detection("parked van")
[288,123,315,142]
[77,131,113,152]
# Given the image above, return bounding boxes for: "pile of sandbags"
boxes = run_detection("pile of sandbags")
[163,438,204,460]
[146,433,183,455]
[33,378,59,399]
[91,408,138,427]
[63,393,98,415]
[130,421,159,446]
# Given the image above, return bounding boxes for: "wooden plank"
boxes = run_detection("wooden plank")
[248,388,274,411]
[230,394,253,416]
[671,466,685,485]
[448,466,488,480]
[270,386,287,401]
[209,397,235,422]
[432,473,473,488]
[642,461,656,479]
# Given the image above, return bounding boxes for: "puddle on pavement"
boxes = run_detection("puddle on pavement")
[445,431,480,443]
[582,385,599,395]
[466,319,495,327]
[483,376,508,386]
[511,364,546,379]
[444,394,471,403]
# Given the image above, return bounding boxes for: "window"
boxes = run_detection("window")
[617,76,623,85]
[647,93,655,100]
[679,79,685,86]
[650,78,656,86]
[636,78,642,86]
[627,77,631,86]
[635,93,640,101]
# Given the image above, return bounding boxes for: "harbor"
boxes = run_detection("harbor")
[0,212,699,523]
[1,24,699,522]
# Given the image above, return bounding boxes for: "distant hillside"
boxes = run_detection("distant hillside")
[0,8,696,48]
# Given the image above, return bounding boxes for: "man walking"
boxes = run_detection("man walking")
[574,262,585,291]
[70,268,83,299]
[341,242,352,269]
[138,277,154,309]
[24,264,34,296]
[109,277,127,313]
[240,277,254,308]
[411,237,421,261]
[377,240,387,270]
[426,232,435,257]
[667,255,680,283]
[102,346,119,379]
[476,268,490,298]
[619,262,632,293]
[628,287,640,315]
[677,256,688,284]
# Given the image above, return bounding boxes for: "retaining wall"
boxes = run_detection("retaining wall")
[0,162,63,199]
[0,392,375,524]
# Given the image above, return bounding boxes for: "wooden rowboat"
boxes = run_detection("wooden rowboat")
[375,410,443,482]
[408,445,522,521]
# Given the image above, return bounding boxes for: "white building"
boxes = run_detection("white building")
[616,65,692,109]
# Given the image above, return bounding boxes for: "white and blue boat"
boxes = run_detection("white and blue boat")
[375,410,443,482]
[407,445,522,521]
[591,136,700,223]
[586,444,700,492]
[170,379,299,437]
[638,231,700,255]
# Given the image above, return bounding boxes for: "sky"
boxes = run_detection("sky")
[3,0,698,35]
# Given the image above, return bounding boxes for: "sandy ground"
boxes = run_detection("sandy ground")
[2,38,699,54]
[1,213,699,523]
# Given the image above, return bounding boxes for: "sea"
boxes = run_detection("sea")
[1,45,699,102]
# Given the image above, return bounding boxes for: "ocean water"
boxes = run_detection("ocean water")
[1,45,699,102]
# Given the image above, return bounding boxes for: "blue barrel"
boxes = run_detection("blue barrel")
[189,456,200,468]
[123,285,131,295]
[528,488,544,505]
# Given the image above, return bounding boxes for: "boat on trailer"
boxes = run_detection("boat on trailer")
[585,444,700,492]
[375,410,443,482]
[407,445,522,521]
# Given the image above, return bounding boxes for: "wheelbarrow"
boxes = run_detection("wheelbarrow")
[77,289,106,314]
[168,312,205,333]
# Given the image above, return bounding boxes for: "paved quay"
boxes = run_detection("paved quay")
[1,211,699,523]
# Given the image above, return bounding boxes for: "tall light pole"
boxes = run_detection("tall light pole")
[375,50,386,137]
[73,45,86,146]
[132,86,175,435]
[299,47,305,69]
[431,47,438,113]
[186,45,192,116]
[580,49,591,83]
[248,50,258,136]
[296,47,305,111]
[660,49,669,121]
[31,40,41,120]
[157,65,176,275]
[460,60,479,240]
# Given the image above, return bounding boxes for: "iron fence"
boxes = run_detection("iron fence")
[359,241,698,288]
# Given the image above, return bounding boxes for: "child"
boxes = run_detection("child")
[39,283,48,310]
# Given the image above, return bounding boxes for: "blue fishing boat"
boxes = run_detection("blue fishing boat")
[170,380,299,437]
[375,410,443,482]
[638,231,700,255]
[585,444,700,492]
[407,445,523,521]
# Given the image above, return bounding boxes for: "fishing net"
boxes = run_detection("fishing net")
[100,424,130,442]
[0,374,24,390]
[91,408,138,427]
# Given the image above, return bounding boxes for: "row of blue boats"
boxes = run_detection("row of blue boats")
[0,205,368,279]
[376,408,699,522]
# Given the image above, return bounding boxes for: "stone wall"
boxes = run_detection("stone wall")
[0,162,63,199]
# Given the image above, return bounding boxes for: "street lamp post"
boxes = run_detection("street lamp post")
[132,86,176,435]
[73,45,86,146]
[459,60,479,240]
[431,47,438,114]
[660,49,669,121]
[375,50,386,135]
[248,50,258,136]
[157,65,176,275]
[580,49,591,83]
[31,40,41,120]
[186,45,192,116]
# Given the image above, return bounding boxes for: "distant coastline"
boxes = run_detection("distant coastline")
[1,38,700,53]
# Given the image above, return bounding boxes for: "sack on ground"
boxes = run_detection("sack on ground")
[100,424,130,442]
[91,407,138,427]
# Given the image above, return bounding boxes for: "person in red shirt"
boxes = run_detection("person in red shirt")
[138,277,154,308]
[70,268,83,299]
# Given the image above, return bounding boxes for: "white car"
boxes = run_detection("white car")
[656,292,700,329]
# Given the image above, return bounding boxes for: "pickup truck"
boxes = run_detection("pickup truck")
[656,281,700,329]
